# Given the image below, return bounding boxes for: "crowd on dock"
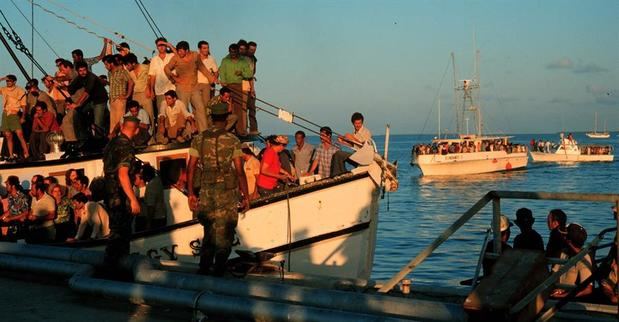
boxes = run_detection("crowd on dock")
[482,207,617,304]
[0,37,261,161]
[413,138,528,156]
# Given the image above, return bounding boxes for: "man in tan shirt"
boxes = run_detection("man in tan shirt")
[0,75,29,160]
[164,41,215,133]
[123,53,154,133]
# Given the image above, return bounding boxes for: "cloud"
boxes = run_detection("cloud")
[546,58,573,69]
[574,63,608,74]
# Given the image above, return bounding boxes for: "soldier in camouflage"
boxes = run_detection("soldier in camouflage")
[207,87,238,132]
[102,116,141,267]
[187,102,249,276]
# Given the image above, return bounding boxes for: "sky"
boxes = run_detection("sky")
[0,0,617,135]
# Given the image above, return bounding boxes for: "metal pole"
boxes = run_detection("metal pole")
[492,197,502,254]
[31,0,34,76]
[378,193,492,293]
[0,31,31,81]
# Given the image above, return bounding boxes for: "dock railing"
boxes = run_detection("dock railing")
[378,190,619,296]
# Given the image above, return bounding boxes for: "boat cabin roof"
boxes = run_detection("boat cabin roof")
[430,135,514,144]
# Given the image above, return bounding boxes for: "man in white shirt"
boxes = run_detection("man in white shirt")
[196,40,218,118]
[156,90,195,144]
[331,112,373,176]
[27,182,56,243]
[148,37,176,114]
[68,192,110,241]
[292,130,314,177]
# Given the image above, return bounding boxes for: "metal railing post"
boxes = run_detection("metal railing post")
[492,197,501,254]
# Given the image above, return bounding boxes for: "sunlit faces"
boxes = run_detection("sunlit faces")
[164,94,176,107]
[353,119,363,132]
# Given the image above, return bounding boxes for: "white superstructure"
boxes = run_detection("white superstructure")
[530,135,614,162]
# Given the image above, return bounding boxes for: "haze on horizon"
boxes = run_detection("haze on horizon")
[0,0,616,136]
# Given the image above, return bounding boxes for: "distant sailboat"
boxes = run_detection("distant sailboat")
[586,112,610,139]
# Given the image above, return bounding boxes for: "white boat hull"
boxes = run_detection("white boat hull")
[0,147,385,280]
[530,152,614,162]
[585,133,610,139]
[413,152,528,176]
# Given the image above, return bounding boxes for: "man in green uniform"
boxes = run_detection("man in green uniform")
[102,116,141,267]
[187,103,249,276]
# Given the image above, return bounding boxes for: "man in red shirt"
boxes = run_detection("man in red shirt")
[29,101,58,160]
[256,135,295,196]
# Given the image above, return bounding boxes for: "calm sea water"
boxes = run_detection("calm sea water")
[368,133,618,287]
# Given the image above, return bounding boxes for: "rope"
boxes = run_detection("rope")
[135,0,163,38]
[134,0,159,39]
[0,10,47,76]
[30,0,152,55]
[9,0,61,58]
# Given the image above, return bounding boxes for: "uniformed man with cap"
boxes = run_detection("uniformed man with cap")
[187,102,249,276]
[102,115,141,266]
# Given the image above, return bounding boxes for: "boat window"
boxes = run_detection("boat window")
[159,158,187,189]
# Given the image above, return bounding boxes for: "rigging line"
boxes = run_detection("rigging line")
[0,31,31,81]
[226,87,348,139]
[137,0,164,37]
[30,0,152,54]
[134,0,159,38]
[0,10,47,76]
[9,0,61,57]
[418,55,452,138]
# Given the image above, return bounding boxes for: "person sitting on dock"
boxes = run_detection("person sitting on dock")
[482,214,513,277]
[156,90,196,144]
[513,208,544,252]
[550,223,593,299]
[331,112,372,177]
[309,126,339,179]
[546,209,568,259]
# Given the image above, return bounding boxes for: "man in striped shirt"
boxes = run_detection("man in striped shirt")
[309,126,339,179]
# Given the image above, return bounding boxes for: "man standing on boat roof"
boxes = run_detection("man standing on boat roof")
[187,102,249,276]
[102,116,141,267]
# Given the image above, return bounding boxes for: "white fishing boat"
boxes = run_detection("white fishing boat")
[585,112,610,139]
[530,133,614,162]
[411,52,528,176]
[0,139,398,280]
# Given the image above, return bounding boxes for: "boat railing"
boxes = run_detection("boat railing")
[378,191,619,317]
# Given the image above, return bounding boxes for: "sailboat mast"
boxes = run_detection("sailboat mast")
[451,52,459,135]
[438,98,441,139]
[475,49,482,136]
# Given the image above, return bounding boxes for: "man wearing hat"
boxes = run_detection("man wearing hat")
[482,214,513,277]
[187,102,249,276]
[513,208,544,252]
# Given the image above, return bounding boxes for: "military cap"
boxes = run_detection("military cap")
[211,103,229,115]
[274,135,289,145]
[123,115,141,124]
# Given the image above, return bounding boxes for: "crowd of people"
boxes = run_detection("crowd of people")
[482,207,617,304]
[413,138,528,156]
[0,164,165,243]
[530,135,613,155]
[0,37,260,161]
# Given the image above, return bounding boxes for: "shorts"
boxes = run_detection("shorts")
[0,114,22,132]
